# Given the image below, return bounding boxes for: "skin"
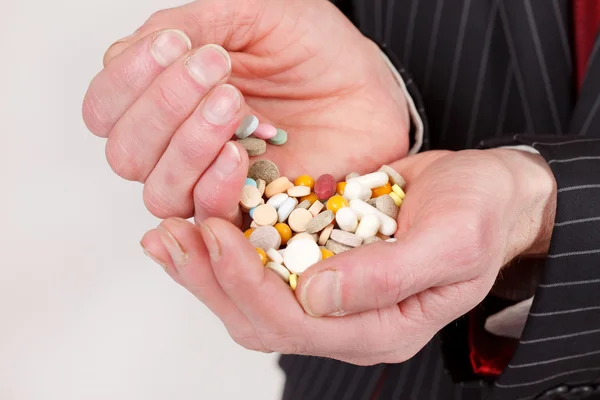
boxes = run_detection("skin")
[82,0,409,223]
[84,0,558,365]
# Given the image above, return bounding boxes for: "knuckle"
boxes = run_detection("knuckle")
[152,85,187,124]
[259,331,308,355]
[175,131,211,170]
[82,91,114,137]
[193,184,223,216]
[452,212,493,269]
[143,183,182,218]
[105,136,145,181]
[147,9,172,24]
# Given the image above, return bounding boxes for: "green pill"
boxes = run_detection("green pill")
[268,128,288,145]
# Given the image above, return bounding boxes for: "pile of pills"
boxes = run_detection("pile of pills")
[234,115,287,156]
[240,160,406,291]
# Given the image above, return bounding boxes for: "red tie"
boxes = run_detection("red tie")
[468,2,600,377]
[573,0,600,90]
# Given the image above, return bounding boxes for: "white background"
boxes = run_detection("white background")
[0,0,285,399]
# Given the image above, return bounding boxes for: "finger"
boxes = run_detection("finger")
[140,228,184,285]
[198,218,309,351]
[191,141,249,225]
[83,29,192,138]
[141,84,244,218]
[101,1,275,67]
[141,217,263,350]
[295,217,480,317]
[105,45,233,184]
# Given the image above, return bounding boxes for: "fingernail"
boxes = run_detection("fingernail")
[186,44,231,87]
[212,142,241,177]
[299,270,344,317]
[157,226,188,267]
[151,29,192,67]
[140,242,168,270]
[199,222,221,263]
[202,84,241,125]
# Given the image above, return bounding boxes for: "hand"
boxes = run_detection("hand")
[139,148,557,365]
[82,0,410,223]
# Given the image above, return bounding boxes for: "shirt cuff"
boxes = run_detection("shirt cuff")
[379,50,424,155]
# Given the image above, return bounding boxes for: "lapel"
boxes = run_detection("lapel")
[569,31,600,136]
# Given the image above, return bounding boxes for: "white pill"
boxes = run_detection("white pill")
[347,171,389,189]
[278,197,298,222]
[235,115,259,139]
[336,207,358,232]
[266,262,291,282]
[267,248,284,264]
[355,214,381,238]
[350,199,398,236]
[283,239,321,275]
[343,180,372,201]
[386,238,397,243]
[267,193,289,209]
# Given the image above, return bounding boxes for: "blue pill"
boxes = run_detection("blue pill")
[249,206,257,219]
[245,178,258,188]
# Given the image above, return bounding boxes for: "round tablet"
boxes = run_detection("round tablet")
[317,223,335,246]
[379,165,406,188]
[283,239,321,275]
[288,208,313,232]
[268,128,288,145]
[265,177,293,198]
[249,226,281,251]
[248,160,280,185]
[235,115,259,139]
[252,204,278,226]
[240,185,262,210]
[252,123,278,140]
[238,137,266,156]
[330,229,363,247]
[266,262,290,282]
[287,185,311,197]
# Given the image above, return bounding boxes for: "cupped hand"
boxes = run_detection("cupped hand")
[82,0,410,223]
[139,148,557,365]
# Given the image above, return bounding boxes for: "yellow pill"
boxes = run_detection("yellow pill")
[244,228,254,238]
[392,184,406,199]
[294,175,315,190]
[389,191,403,207]
[326,195,349,215]
[321,248,334,260]
[289,274,298,291]
[336,181,346,196]
[274,222,293,245]
[255,248,267,265]
[300,192,318,205]
[372,182,392,198]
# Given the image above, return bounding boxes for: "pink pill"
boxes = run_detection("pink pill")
[315,174,337,200]
[252,123,278,140]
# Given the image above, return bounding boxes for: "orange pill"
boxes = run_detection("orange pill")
[321,248,334,260]
[372,182,392,198]
[294,174,315,190]
[326,195,349,215]
[256,248,267,265]
[244,228,254,238]
[336,181,346,196]
[300,192,318,205]
[274,223,293,245]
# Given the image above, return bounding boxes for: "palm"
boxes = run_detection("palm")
[192,0,410,178]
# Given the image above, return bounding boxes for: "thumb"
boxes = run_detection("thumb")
[103,0,280,66]
[296,221,470,318]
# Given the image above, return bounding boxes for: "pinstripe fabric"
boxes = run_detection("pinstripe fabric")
[280,1,600,399]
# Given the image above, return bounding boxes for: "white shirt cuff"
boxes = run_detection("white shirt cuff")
[379,50,424,155]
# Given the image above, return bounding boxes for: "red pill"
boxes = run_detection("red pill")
[314,174,337,200]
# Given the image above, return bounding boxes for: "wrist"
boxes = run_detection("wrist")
[488,148,557,258]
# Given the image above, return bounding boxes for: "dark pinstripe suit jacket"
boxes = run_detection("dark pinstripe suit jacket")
[278,1,600,399]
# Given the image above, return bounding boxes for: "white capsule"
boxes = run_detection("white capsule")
[335,207,358,232]
[349,199,398,236]
[343,180,372,201]
[278,197,298,223]
[266,193,289,209]
[355,214,380,238]
[347,171,389,189]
